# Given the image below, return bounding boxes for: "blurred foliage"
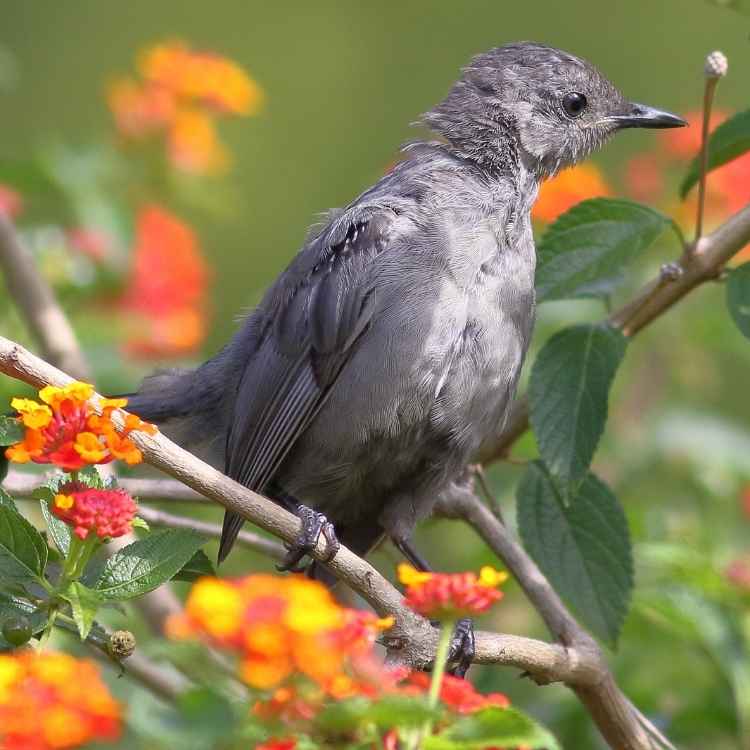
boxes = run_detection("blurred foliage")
[1,2,750,748]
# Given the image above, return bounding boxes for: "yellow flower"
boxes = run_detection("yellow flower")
[240,654,293,690]
[10,398,52,429]
[54,494,75,510]
[185,578,243,638]
[73,432,109,463]
[397,563,433,586]
[284,578,344,634]
[39,382,93,408]
[478,567,509,587]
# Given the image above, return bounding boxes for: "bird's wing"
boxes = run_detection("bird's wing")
[219,205,398,560]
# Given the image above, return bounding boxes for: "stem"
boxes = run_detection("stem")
[694,76,718,243]
[418,619,455,747]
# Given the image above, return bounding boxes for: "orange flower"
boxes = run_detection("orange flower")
[532,162,611,223]
[108,40,262,175]
[5,382,155,470]
[139,40,263,115]
[0,651,120,749]
[167,574,392,692]
[0,184,22,219]
[120,205,210,359]
[658,109,726,160]
[168,108,228,174]
[398,564,508,620]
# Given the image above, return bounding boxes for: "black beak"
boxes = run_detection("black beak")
[609,102,687,130]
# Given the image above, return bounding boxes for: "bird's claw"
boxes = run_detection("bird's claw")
[447,618,475,678]
[276,505,340,573]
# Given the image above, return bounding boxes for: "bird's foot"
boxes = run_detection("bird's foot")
[447,618,475,678]
[276,504,340,573]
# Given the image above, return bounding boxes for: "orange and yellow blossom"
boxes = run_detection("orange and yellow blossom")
[0,651,120,750]
[5,382,155,471]
[398,563,508,620]
[166,574,392,692]
[532,162,611,224]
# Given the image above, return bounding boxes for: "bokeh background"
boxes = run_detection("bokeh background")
[2,1,750,748]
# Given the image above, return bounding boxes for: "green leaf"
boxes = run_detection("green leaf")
[681,109,750,197]
[39,498,71,556]
[95,529,206,600]
[726,263,750,339]
[529,324,627,488]
[317,695,437,734]
[0,415,23,446]
[131,516,150,532]
[0,488,18,512]
[0,504,48,586]
[172,549,216,582]
[535,198,675,302]
[0,454,7,483]
[77,465,104,489]
[517,463,633,646]
[60,581,101,639]
[424,707,560,750]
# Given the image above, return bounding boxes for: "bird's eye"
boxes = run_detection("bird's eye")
[562,92,587,118]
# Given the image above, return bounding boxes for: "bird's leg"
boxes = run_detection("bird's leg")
[394,537,475,678]
[276,504,341,573]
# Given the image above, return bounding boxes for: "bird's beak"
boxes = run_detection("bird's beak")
[609,102,687,130]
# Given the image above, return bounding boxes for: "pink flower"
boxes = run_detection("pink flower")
[52,483,138,540]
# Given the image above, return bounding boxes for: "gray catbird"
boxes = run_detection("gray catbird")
[128,40,684,618]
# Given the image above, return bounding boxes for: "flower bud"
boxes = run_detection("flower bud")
[704,50,728,79]
[1,615,32,647]
[109,629,136,660]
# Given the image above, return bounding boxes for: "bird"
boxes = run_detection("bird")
[126,42,685,671]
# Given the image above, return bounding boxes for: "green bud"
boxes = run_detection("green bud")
[2,615,32,647]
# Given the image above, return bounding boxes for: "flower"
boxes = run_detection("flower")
[166,574,392,692]
[404,671,509,714]
[120,205,210,358]
[52,483,137,540]
[5,383,155,470]
[0,651,120,749]
[0,184,22,219]
[532,163,611,223]
[108,40,262,175]
[139,41,263,115]
[398,563,508,620]
[255,740,296,750]
[659,109,726,160]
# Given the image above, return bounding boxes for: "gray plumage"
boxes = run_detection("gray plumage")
[127,42,685,565]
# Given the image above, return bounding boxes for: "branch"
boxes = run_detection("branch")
[481,200,750,463]
[0,336,644,699]
[437,479,670,750]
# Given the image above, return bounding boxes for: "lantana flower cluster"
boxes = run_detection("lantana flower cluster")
[108,40,263,174]
[166,574,393,692]
[0,650,121,750]
[5,382,155,471]
[398,563,508,620]
[52,483,138,541]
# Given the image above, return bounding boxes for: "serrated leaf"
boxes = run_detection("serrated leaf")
[0,488,18,512]
[529,324,626,487]
[424,707,560,750]
[39,499,71,556]
[172,549,215,582]
[77,465,104,489]
[61,581,101,639]
[131,517,150,532]
[517,464,633,646]
[0,505,48,586]
[726,263,750,339]
[681,110,750,197]
[0,415,23,446]
[95,529,206,600]
[535,198,675,302]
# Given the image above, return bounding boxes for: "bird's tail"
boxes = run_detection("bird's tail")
[218,511,245,563]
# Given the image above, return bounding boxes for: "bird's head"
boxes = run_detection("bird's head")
[423,42,686,178]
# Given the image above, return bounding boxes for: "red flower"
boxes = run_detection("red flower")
[52,483,138,540]
[398,564,507,620]
[0,184,22,219]
[255,739,296,750]
[532,163,611,223]
[405,672,509,714]
[120,205,210,358]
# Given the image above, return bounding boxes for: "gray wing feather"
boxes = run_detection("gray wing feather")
[219,207,397,561]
